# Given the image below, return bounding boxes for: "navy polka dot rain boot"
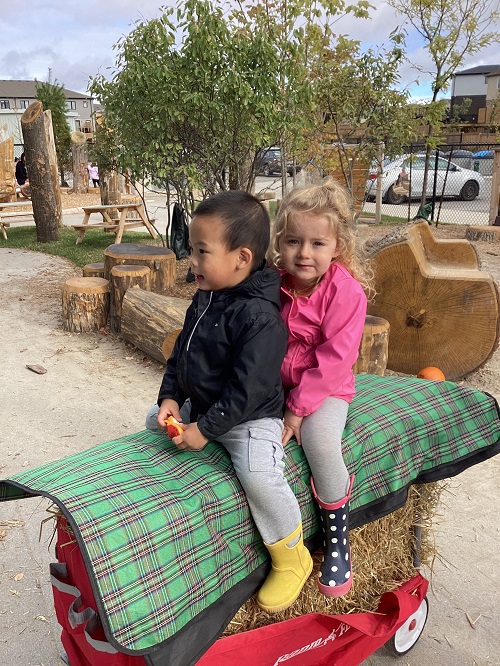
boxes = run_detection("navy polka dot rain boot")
[311,475,354,597]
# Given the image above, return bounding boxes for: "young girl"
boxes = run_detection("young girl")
[269,178,373,597]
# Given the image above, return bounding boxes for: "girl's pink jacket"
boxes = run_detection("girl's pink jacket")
[280,262,367,417]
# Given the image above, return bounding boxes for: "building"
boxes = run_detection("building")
[0,80,96,153]
[450,65,500,123]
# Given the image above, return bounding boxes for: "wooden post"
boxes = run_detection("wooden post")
[121,289,190,363]
[488,147,500,225]
[0,126,16,202]
[103,243,176,294]
[44,110,63,227]
[82,262,105,278]
[21,101,60,242]
[353,315,390,376]
[100,168,121,220]
[71,131,88,194]
[110,265,151,333]
[61,277,110,333]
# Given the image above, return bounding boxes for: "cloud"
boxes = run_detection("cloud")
[0,0,498,97]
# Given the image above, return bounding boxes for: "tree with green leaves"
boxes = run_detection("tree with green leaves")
[35,79,72,185]
[301,30,415,212]
[90,0,379,217]
[387,0,500,207]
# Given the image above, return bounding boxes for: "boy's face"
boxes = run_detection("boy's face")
[189,214,252,291]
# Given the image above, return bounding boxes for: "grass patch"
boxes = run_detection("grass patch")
[0,226,165,267]
[358,212,411,225]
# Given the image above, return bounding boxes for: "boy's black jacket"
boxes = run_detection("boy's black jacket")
[158,262,287,440]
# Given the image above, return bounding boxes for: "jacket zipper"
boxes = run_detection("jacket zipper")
[186,291,213,351]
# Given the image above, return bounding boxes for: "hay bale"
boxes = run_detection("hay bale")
[223,482,442,635]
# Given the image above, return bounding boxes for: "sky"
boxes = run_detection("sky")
[1,0,499,102]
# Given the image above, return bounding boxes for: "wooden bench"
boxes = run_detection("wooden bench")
[0,201,34,239]
[71,203,158,245]
[409,220,479,269]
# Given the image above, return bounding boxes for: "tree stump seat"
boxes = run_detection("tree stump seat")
[366,221,499,380]
[465,226,500,243]
[110,265,151,333]
[353,315,390,376]
[61,277,110,333]
[82,262,105,278]
[103,243,176,294]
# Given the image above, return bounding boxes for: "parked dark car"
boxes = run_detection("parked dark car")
[255,148,301,176]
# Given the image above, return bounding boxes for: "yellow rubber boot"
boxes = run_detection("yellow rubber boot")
[256,522,313,613]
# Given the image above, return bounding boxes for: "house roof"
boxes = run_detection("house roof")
[454,65,500,76]
[0,80,92,99]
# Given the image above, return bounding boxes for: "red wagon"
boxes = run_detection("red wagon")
[1,375,499,666]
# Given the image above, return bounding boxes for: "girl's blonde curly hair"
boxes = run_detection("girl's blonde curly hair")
[268,178,374,298]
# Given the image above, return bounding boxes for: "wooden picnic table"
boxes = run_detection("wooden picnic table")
[71,203,158,245]
[0,201,34,239]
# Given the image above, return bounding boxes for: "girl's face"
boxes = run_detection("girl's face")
[279,212,339,289]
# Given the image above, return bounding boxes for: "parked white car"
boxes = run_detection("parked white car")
[366,154,486,205]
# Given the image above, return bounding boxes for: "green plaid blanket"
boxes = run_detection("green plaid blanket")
[1,374,499,654]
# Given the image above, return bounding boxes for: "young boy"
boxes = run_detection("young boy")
[147,190,312,612]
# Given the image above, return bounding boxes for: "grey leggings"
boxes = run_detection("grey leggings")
[300,397,350,503]
[145,404,301,544]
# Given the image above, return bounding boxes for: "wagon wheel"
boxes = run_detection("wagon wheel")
[367,226,500,380]
[385,597,429,656]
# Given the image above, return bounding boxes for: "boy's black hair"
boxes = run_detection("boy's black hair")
[194,190,270,270]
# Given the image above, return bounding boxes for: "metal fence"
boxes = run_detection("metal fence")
[362,142,498,226]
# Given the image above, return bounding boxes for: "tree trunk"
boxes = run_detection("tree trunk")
[71,131,88,194]
[44,110,63,227]
[0,127,16,202]
[109,265,151,333]
[21,101,60,242]
[100,169,121,220]
[121,288,190,363]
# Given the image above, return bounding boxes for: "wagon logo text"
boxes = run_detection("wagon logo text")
[272,623,350,665]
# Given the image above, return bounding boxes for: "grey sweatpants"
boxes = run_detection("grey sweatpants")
[145,404,301,544]
[300,397,350,503]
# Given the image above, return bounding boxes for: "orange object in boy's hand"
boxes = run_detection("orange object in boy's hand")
[164,416,185,438]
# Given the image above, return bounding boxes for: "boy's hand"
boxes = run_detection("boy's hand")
[172,423,208,451]
[157,398,182,432]
[282,408,303,446]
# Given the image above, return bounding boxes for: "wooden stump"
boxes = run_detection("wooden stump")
[110,265,151,333]
[121,288,190,363]
[61,277,110,333]
[71,131,89,194]
[0,130,16,202]
[103,243,176,294]
[82,262,105,278]
[465,226,500,243]
[353,315,390,376]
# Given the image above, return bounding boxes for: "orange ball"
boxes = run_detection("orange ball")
[417,366,446,381]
